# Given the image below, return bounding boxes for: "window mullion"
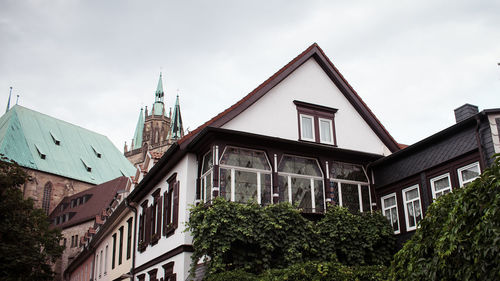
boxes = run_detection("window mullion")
[338,182,343,206]
[257,172,261,205]
[358,184,363,212]
[288,176,292,203]
[231,169,235,202]
[310,178,315,212]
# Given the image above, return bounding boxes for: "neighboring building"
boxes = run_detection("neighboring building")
[371,104,500,243]
[49,176,132,281]
[0,105,136,214]
[126,43,401,281]
[124,73,184,167]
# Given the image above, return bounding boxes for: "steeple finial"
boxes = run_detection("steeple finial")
[152,72,166,116]
[5,87,12,113]
[170,94,184,140]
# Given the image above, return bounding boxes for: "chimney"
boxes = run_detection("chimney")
[454,104,479,123]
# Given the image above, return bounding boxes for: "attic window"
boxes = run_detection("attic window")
[294,100,337,146]
[91,145,102,158]
[34,144,46,159]
[50,131,61,145]
[81,158,92,172]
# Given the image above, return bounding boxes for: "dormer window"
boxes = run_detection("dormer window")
[294,100,337,146]
[50,131,61,145]
[81,158,92,172]
[35,144,46,159]
[91,145,102,158]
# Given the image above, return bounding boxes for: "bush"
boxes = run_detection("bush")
[389,155,500,280]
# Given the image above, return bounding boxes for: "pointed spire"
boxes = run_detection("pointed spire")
[5,87,12,113]
[132,108,144,150]
[152,72,166,116]
[170,94,184,140]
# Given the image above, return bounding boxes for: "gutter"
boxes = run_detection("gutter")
[125,198,138,281]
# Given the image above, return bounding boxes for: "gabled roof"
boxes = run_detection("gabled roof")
[0,105,136,184]
[179,43,400,152]
[49,176,130,229]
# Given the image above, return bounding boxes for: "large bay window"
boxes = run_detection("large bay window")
[381,193,400,234]
[219,147,272,205]
[430,173,452,199]
[278,155,324,213]
[402,185,422,231]
[458,162,480,187]
[330,162,371,212]
[200,151,213,202]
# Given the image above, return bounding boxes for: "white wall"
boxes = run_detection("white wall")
[223,58,391,156]
[488,113,500,154]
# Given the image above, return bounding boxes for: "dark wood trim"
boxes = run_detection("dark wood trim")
[134,244,194,273]
[293,100,338,114]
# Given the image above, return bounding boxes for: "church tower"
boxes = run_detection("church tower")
[124,73,184,166]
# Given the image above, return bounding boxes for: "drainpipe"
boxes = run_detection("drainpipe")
[125,198,138,281]
[475,114,487,170]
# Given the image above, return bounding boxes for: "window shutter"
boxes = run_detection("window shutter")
[162,191,168,236]
[145,206,152,244]
[157,196,163,235]
[173,181,179,229]
[138,214,143,243]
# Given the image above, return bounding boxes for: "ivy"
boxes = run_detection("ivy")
[186,198,395,278]
[388,155,500,281]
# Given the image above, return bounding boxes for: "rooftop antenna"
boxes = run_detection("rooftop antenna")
[5,87,12,113]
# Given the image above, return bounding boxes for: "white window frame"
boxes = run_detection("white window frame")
[402,185,423,231]
[318,118,334,145]
[299,114,315,142]
[457,162,480,187]
[381,193,400,234]
[430,173,452,200]
[200,150,214,202]
[331,179,371,212]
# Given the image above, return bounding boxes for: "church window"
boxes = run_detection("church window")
[42,182,52,215]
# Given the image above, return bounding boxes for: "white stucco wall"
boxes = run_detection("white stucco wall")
[488,113,500,153]
[134,153,198,276]
[222,58,391,156]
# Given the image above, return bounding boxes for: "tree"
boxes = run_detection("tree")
[0,157,64,281]
[389,155,500,280]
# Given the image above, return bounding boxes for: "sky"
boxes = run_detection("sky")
[1,0,499,151]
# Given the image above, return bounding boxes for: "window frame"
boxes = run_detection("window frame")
[457,162,480,187]
[294,100,338,146]
[299,114,316,142]
[200,150,213,202]
[380,193,400,234]
[402,185,423,232]
[318,118,334,145]
[430,173,452,200]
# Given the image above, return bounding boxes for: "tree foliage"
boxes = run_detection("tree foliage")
[389,155,500,281]
[0,157,64,281]
[186,197,395,277]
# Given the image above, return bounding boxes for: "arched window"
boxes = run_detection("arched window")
[278,155,324,213]
[219,147,272,205]
[330,162,371,212]
[42,182,52,215]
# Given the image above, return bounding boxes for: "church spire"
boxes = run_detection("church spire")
[132,108,144,150]
[152,72,166,116]
[170,94,184,140]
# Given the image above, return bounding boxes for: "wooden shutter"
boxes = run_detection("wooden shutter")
[157,195,163,235]
[138,214,143,244]
[145,206,152,245]
[163,191,168,236]
[173,181,179,229]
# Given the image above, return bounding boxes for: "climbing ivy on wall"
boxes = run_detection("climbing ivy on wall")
[186,198,396,277]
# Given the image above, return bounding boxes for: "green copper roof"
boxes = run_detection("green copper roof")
[132,108,144,150]
[152,73,165,116]
[0,105,136,185]
[170,95,184,140]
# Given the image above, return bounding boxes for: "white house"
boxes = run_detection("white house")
[126,43,401,281]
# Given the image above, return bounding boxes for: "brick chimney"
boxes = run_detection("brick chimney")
[454,104,479,123]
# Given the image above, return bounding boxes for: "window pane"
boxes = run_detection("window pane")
[319,119,332,143]
[203,172,212,202]
[434,176,450,191]
[407,203,415,228]
[202,151,213,174]
[261,174,272,206]
[291,177,312,211]
[331,181,339,206]
[405,188,419,201]
[390,208,399,231]
[330,162,367,182]
[460,164,480,182]
[314,179,324,212]
[220,147,271,170]
[341,183,360,213]
[361,185,370,212]
[278,155,322,177]
[384,196,395,208]
[219,168,231,201]
[415,202,422,222]
[234,170,258,203]
[301,115,314,140]
[278,175,289,203]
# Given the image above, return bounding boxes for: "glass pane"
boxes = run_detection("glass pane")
[331,181,339,206]
[220,147,270,170]
[203,172,212,202]
[390,208,399,231]
[361,185,370,212]
[330,162,367,182]
[319,119,332,143]
[202,151,213,174]
[234,170,258,203]
[291,177,312,211]
[278,155,322,177]
[407,203,415,228]
[301,115,313,139]
[434,176,450,191]
[405,188,418,201]
[414,201,422,223]
[314,180,324,212]
[461,164,479,182]
[341,183,360,213]
[278,175,289,203]
[384,196,396,208]
[261,174,272,206]
[219,168,231,201]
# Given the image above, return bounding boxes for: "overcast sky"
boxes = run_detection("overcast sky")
[1,0,499,151]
